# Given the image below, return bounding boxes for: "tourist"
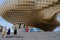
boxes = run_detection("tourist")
[19,23,21,29]
[14,27,17,37]
[2,28,6,37]
[7,28,10,36]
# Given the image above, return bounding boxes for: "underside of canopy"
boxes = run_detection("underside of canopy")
[0,0,60,31]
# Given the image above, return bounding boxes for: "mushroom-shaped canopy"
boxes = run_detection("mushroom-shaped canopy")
[0,0,60,31]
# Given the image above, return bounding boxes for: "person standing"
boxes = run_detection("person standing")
[23,24,26,28]
[19,23,21,29]
[26,26,29,32]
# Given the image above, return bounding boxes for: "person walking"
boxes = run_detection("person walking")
[14,27,17,37]
[7,28,10,36]
[2,28,6,37]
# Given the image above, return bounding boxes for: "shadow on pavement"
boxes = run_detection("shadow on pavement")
[5,36,24,38]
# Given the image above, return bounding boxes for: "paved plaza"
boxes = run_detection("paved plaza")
[0,29,60,40]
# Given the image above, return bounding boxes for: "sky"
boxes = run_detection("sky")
[0,0,5,6]
[0,16,13,32]
[53,26,60,32]
[56,13,60,22]
[53,13,60,32]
